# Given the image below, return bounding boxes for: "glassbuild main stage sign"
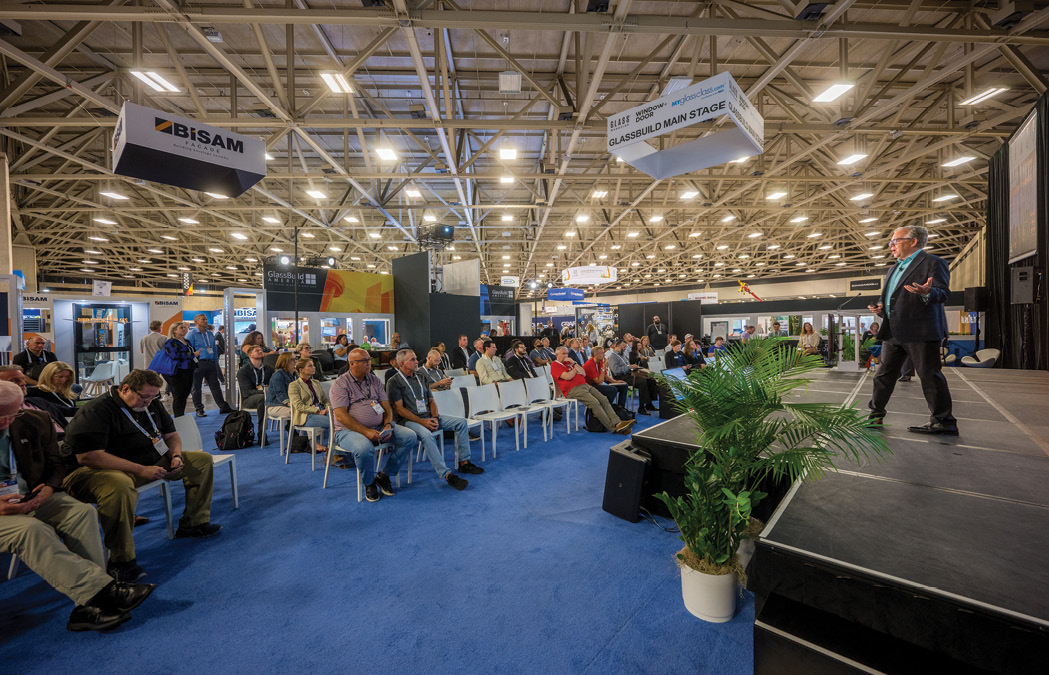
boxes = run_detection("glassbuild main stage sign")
[606,72,763,180]
[113,102,265,198]
[263,266,394,314]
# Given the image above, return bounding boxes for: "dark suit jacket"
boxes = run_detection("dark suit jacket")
[450,346,472,370]
[9,409,66,491]
[506,354,538,380]
[876,250,950,343]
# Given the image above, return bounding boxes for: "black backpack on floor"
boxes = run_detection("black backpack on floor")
[584,408,607,433]
[613,404,635,422]
[214,411,255,450]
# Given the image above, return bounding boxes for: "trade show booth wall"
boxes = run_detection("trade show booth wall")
[393,252,480,355]
[616,299,704,343]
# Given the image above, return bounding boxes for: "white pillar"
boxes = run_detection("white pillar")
[0,154,12,275]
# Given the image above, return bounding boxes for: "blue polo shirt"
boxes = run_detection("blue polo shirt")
[187,327,218,361]
[885,249,922,318]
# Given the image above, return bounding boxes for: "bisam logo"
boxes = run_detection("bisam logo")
[155,118,244,153]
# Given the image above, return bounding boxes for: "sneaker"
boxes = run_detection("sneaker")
[107,559,147,583]
[446,473,469,490]
[375,472,396,497]
[195,410,207,418]
[458,460,485,475]
[614,419,636,434]
[364,481,380,502]
[175,522,223,539]
[67,605,131,632]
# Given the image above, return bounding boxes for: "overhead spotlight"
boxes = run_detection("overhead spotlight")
[320,72,352,94]
[130,70,179,93]
[499,147,517,160]
[278,254,292,266]
[326,256,336,267]
[959,87,1007,105]
[813,83,854,103]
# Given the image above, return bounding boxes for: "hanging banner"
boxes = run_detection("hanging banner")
[481,284,516,316]
[687,292,719,304]
[264,266,394,313]
[113,101,265,198]
[607,72,763,180]
[150,299,183,336]
[561,266,617,285]
[500,276,521,287]
[547,288,585,302]
[92,280,112,297]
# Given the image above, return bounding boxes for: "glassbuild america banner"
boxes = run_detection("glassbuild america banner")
[263,266,394,314]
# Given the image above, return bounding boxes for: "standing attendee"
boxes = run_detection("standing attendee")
[476,340,513,386]
[798,323,821,356]
[867,225,957,435]
[740,326,757,342]
[140,321,167,368]
[583,346,628,408]
[646,316,668,350]
[162,322,197,418]
[586,322,600,348]
[506,340,539,380]
[530,337,555,366]
[386,350,473,490]
[13,336,57,386]
[215,326,227,357]
[287,358,330,454]
[607,339,659,415]
[433,342,453,370]
[550,347,634,434]
[236,345,273,441]
[0,381,156,632]
[328,349,415,502]
[767,322,785,337]
[187,314,232,417]
[450,334,472,370]
[541,320,559,346]
[332,334,351,373]
[62,370,221,582]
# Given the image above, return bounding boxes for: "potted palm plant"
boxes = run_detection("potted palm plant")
[656,338,891,622]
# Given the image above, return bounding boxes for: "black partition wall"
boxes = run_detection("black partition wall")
[985,91,1048,370]
[393,252,481,354]
[611,299,703,343]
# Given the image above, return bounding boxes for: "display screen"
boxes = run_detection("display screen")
[1008,110,1038,264]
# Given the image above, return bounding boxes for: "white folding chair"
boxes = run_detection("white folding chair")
[287,406,328,471]
[174,414,238,509]
[136,479,175,539]
[264,405,290,456]
[445,368,467,377]
[496,379,548,448]
[322,411,394,501]
[451,375,477,389]
[413,427,446,465]
[432,388,485,462]
[466,383,522,458]
[542,365,580,431]
[525,376,572,437]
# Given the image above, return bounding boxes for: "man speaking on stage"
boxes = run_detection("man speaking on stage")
[867,225,958,435]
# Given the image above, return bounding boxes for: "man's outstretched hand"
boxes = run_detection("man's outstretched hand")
[904,277,934,295]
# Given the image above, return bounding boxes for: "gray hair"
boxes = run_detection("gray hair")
[554,346,568,355]
[0,365,23,373]
[897,224,928,248]
[395,349,416,366]
[0,379,23,409]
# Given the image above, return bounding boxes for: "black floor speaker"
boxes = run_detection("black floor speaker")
[601,441,650,523]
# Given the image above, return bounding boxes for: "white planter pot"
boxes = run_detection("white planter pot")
[679,562,738,623]
[737,539,756,571]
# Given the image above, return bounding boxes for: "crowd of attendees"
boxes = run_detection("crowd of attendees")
[1,319,777,633]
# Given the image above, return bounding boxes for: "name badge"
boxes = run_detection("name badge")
[415,399,426,413]
[0,478,19,499]
[153,437,169,456]
[370,401,384,415]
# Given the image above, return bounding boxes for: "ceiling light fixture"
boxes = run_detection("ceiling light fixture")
[499,147,517,160]
[932,193,958,202]
[942,156,975,167]
[960,87,1007,106]
[320,72,352,94]
[178,217,199,224]
[376,147,397,161]
[204,192,228,200]
[100,191,127,200]
[814,83,854,102]
[130,70,179,93]
[591,190,608,199]
[849,193,874,201]
[305,189,326,199]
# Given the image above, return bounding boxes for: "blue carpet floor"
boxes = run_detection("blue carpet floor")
[1,409,754,674]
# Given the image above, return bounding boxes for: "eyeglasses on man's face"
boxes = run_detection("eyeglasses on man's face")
[134,389,160,401]
[350,358,371,364]
[889,237,916,246]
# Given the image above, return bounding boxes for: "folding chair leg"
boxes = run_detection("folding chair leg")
[228,457,239,509]
[162,483,175,540]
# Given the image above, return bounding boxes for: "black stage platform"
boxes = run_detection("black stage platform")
[628,367,1049,674]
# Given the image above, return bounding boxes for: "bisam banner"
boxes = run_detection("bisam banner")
[113,101,265,198]
[264,266,394,314]
[606,71,763,180]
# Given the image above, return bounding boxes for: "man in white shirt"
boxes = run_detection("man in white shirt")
[476,341,513,385]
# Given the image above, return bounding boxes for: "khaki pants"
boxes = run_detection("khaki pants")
[567,384,620,431]
[64,450,215,563]
[0,492,112,605]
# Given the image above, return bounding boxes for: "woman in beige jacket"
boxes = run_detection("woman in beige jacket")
[288,357,331,452]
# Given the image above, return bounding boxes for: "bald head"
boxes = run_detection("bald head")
[348,348,372,378]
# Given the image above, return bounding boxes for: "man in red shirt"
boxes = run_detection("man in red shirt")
[583,346,628,408]
[551,347,634,434]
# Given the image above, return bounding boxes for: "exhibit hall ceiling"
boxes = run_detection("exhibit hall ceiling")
[0,0,1046,296]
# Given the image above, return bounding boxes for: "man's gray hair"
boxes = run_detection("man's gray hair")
[0,365,23,373]
[0,379,23,409]
[554,346,568,354]
[898,224,929,248]
[395,349,415,366]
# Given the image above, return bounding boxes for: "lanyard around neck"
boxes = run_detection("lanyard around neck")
[115,394,160,440]
[397,370,424,399]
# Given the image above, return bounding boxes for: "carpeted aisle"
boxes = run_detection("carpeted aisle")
[1,409,753,674]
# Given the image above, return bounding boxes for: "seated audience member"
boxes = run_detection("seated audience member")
[583,346,628,408]
[0,381,156,632]
[798,322,821,356]
[567,339,587,366]
[62,370,221,582]
[467,338,486,375]
[708,336,727,357]
[265,352,296,432]
[237,346,273,441]
[295,342,327,381]
[450,334,472,370]
[683,339,708,371]
[328,349,414,502]
[13,336,58,385]
[26,361,79,428]
[332,334,351,372]
[419,349,453,391]
[506,340,539,380]
[631,336,653,369]
[1,366,64,436]
[622,334,634,358]
[741,325,757,342]
[530,337,555,366]
[433,342,453,370]
[607,339,659,415]
[665,340,689,371]
[238,331,274,368]
[386,350,477,490]
[390,332,409,349]
[768,321,786,337]
[550,347,634,435]
[476,340,514,385]
[288,358,331,453]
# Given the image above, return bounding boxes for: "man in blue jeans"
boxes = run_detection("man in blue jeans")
[328,348,414,502]
[186,314,232,418]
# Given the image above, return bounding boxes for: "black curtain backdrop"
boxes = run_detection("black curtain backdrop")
[985,91,1048,370]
